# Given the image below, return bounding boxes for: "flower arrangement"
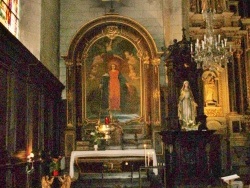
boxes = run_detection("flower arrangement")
[90,126,105,145]
[50,156,61,176]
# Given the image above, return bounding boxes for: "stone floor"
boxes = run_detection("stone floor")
[70,170,250,188]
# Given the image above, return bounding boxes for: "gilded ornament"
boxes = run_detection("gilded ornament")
[105,26,120,40]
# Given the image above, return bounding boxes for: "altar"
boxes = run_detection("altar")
[69,149,158,179]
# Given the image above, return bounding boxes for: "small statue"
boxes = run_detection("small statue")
[58,174,72,188]
[203,72,217,106]
[178,81,198,129]
[41,176,54,188]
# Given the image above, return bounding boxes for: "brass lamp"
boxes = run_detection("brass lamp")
[97,124,115,140]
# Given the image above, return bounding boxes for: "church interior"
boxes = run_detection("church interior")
[1,0,250,187]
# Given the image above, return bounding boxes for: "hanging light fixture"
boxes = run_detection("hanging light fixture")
[191,7,232,71]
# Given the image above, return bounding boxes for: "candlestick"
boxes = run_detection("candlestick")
[144,144,147,166]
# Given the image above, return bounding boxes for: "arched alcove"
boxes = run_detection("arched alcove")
[63,14,162,154]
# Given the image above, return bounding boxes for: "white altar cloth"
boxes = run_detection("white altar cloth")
[69,149,158,179]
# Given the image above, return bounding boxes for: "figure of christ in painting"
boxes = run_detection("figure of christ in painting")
[100,62,130,112]
[109,63,121,110]
[87,37,141,120]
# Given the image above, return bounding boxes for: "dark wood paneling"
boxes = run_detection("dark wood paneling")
[0,22,65,186]
[160,130,215,187]
[15,77,27,151]
[0,65,8,149]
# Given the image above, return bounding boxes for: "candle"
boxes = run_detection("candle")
[105,117,110,124]
[209,36,213,44]
[151,151,154,166]
[144,144,147,166]
[147,152,150,166]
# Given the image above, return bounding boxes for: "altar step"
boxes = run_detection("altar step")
[71,178,151,188]
[71,172,151,188]
[122,124,152,150]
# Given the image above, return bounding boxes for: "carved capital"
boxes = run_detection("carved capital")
[76,54,83,67]
[67,91,73,102]
[151,58,160,66]
[65,60,73,68]
[62,56,73,68]
[234,49,243,59]
[142,51,150,65]
[153,89,160,99]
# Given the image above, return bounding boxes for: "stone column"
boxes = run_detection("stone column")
[246,49,250,114]
[63,57,76,157]
[235,49,244,113]
[142,51,151,136]
[228,52,238,113]
[196,68,207,130]
[163,0,183,47]
[240,21,250,114]
[75,54,83,140]
[152,58,161,125]
[64,58,75,128]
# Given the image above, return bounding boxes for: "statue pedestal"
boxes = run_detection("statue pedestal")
[160,130,215,187]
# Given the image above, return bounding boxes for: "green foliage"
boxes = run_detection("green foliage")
[90,127,105,145]
[49,160,60,173]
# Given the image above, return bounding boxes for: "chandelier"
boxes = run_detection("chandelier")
[191,9,232,71]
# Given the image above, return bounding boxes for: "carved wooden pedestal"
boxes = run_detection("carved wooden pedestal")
[160,130,215,187]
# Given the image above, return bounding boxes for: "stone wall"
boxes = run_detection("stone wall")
[18,0,61,78]
[59,0,177,99]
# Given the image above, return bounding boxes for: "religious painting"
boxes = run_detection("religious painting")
[85,36,141,123]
